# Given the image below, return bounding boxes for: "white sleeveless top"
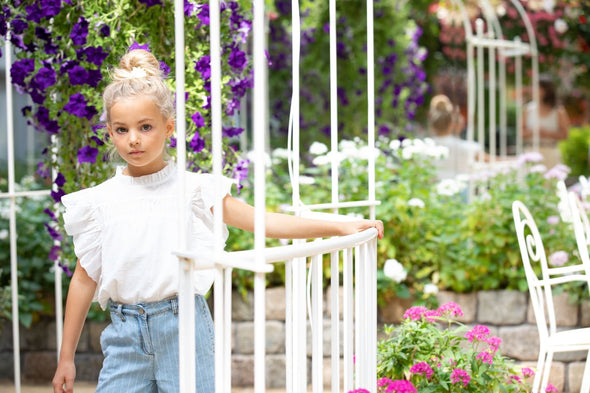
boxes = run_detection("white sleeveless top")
[61,163,235,309]
[525,102,559,143]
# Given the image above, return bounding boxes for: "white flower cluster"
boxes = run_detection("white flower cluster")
[310,139,380,166]
[383,258,407,283]
[390,138,449,161]
[436,178,467,197]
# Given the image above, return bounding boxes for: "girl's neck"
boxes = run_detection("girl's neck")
[122,160,168,177]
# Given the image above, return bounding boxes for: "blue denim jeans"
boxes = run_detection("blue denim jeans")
[96,295,215,393]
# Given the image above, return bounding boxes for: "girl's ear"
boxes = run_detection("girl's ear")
[106,123,114,139]
[166,117,175,138]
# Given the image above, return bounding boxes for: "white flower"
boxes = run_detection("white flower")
[549,251,568,267]
[298,176,315,185]
[272,148,290,159]
[554,18,568,34]
[423,283,439,295]
[312,151,345,166]
[530,164,547,174]
[383,259,407,283]
[408,198,425,208]
[436,179,466,196]
[389,139,401,151]
[246,150,271,167]
[0,229,8,240]
[309,141,328,155]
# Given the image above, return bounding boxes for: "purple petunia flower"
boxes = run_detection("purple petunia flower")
[31,66,56,90]
[11,58,35,87]
[51,189,65,203]
[159,61,170,77]
[83,46,109,66]
[70,16,89,46]
[54,172,66,187]
[233,159,249,194]
[64,92,90,118]
[77,145,99,164]
[225,98,241,116]
[99,24,110,37]
[68,65,89,86]
[129,41,150,52]
[43,208,58,222]
[44,222,63,241]
[48,245,61,261]
[184,0,195,16]
[192,111,206,128]
[222,126,244,138]
[195,55,211,79]
[190,132,205,153]
[228,47,247,70]
[197,3,210,26]
[139,0,162,7]
[168,137,177,148]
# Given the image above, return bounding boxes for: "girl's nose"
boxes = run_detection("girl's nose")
[129,130,140,145]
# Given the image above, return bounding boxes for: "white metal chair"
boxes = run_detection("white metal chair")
[512,200,590,393]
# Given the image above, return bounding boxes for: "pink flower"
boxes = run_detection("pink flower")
[546,215,560,225]
[424,309,440,321]
[390,380,417,393]
[450,368,470,387]
[510,374,523,384]
[403,306,428,320]
[476,350,494,364]
[549,251,568,267]
[410,361,434,379]
[348,389,371,393]
[465,325,490,342]
[485,336,502,352]
[522,367,535,378]
[437,302,464,318]
[545,383,559,392]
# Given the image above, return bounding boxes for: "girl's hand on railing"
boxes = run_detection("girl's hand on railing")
[344,219,384,239]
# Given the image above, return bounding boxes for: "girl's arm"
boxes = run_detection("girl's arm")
[52,260,97,393]
[221,195,384,239]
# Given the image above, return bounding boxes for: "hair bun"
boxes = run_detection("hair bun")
[113,49,161,81]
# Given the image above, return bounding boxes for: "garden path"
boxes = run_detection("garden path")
[0,382,287,393]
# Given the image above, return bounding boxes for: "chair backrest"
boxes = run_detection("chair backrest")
[512,200,554,340]
[566,191,590,274]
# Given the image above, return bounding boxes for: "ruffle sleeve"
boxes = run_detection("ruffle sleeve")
[61,189,102,285]
[189,173,235,237]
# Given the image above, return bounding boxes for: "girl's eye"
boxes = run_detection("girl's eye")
[141,124,152,131]
[116,127,127,134]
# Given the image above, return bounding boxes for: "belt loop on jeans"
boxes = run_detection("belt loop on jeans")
[171,296,179,315]
[115,303,126,321]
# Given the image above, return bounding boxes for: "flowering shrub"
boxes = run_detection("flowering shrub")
[0,0,253,271]
[376,303,535,392]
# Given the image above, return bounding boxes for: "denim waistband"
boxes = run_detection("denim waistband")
[108,295,179,319]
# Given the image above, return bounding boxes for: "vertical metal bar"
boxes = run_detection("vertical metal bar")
[499,52,507,158]
[367,239,377,393]
[285,259,293,393]
[214,267,225,392]
[253,0,268,391]
[488,30,496,163]
[515,38,523,156]
[353,245,361,388]
[224,268,233,393]
[476,19,485,162]
[174,0,195,392]
[366,0,375,220]
[5,25,22,393]
[293,255,307,393]
[342,247,353,391]
[312,254,323,393]
[51,135,63,359]
[330,251,340,393]
[329,0,339,212]
[291,0,301,208]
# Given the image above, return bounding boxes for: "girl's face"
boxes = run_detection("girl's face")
[107,95,174,177]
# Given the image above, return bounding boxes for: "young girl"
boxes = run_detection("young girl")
[52,49,384,393]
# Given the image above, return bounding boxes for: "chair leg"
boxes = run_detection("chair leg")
[532,350,547,393]
[580,350,590,393]
[540,350,554,392]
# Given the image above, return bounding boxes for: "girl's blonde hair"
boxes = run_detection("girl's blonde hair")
[103,49,175,124]
[428,94,454,135]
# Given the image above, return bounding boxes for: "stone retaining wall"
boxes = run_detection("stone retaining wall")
[1,288,588,391]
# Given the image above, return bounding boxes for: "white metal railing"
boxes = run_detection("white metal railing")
[174,228,379,393]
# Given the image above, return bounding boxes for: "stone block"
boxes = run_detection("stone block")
[20,319,54,351]
[582,301,590,327]
[436,291,477,323]
[266,354,286,388]
[22,351,57,382]
[498,325,539,361]
[0,352,14,380]
[478,290,527,325]
[234,321,285,355]
[74,353,103,381]
[307,320,345,357]
[231,354,254,387]
[232,291,254,322]
[516,361,565,392]
[568,361,587,393]
[323,357,343,388]
[266,287,286,321]
[526,292,578,327]
[88,322,109,353]
[379,296,414,324]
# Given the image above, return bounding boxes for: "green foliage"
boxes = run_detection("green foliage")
[377,303,535,392]
[227,137,580,305]
[0,176,57,327]
[558,126,590,178]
